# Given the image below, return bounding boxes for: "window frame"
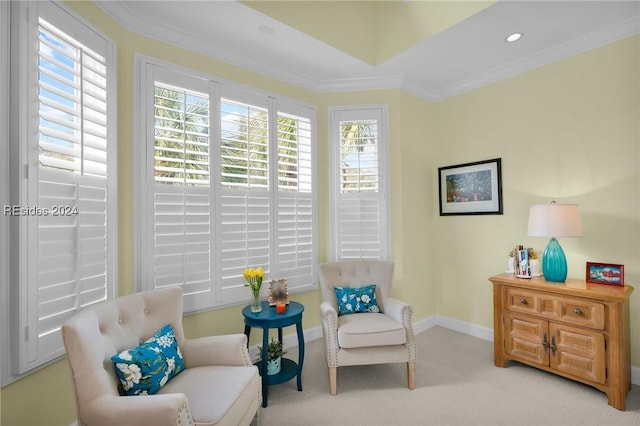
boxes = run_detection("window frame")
[134,55,318,313]
[2,0,117,383]
[1,0,11,386]
[328,104,391,261]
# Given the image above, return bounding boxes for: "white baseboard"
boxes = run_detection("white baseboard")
[279,314,640,387]
[632,365,640,386]
[413,314,640,386]
[412,314,494,342]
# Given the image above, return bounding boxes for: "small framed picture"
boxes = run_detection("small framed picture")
[438,158,503,216]
[586,262,624,286]
[268,279,289,305]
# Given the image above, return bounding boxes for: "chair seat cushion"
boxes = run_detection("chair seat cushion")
[157,365,260,426]
[337,313,406,349]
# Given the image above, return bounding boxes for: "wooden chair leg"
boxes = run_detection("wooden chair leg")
[407,362,415,390]
[329,367,337,395]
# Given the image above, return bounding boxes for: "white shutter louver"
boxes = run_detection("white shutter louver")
[152,83,212,311]
[339,119,379,193]
[154,84,210,185]
[22,14,114,371]
[219,193,270,300]
[337,118,382,260]
[338,196,381,260]
[219,98,270,299]
[220,99,268,189]
[138,59,316,309]
[330,107,389,261]
[275,111,314,290]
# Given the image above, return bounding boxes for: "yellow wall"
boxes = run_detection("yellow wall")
[1,1,638,425]
[432,36,640,350]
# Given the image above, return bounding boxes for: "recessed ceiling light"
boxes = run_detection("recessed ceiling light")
[505,33,523,43]
[258,25,275,36]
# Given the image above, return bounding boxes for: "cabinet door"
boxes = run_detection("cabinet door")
[504,312,549,366]
[550,323,606,384]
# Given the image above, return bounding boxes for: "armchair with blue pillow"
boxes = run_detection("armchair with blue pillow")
[318,260,417,395]
[61,288,261,426]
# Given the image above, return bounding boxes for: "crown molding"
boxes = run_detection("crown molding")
[95,1,327,92]
[315,74,405,94]
[96,2,639,103]
[425,15,640,102]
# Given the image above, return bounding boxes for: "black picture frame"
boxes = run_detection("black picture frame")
[438,158,503,216]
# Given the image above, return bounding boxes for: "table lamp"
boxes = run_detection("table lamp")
[527,201,582,283]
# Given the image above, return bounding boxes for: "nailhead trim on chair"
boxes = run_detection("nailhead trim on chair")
[321,309,340,368]
[401,304,418,362]
[176,401,195,426]
[240,344,252,367]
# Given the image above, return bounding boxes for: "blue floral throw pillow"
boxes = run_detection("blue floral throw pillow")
[111,324,185,396]
[334,284,381,316]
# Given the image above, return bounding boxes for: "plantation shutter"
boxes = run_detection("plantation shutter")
[274,103,315,291]
[151,79,212,311]
[20,2,115,372]
[137,58,317,310]
[330,106,389,261]
[218,91,271,301]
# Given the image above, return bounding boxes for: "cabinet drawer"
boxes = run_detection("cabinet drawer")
[504,287,605,330]
[504,288,541,315]
[556,298,604,330]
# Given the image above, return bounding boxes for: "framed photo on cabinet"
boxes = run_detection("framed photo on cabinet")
[586,262,624,286]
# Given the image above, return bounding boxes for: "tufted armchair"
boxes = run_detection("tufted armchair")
[61,287,261,426]
[318,260,417,395]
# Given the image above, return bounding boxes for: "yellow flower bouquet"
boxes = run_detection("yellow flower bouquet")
[244,267,265,312]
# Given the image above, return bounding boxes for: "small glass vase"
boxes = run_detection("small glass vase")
[250,291,262,313]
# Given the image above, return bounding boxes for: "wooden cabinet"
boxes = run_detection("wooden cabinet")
[490,274,633,410]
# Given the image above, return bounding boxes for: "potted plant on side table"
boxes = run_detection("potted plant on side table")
[258,337,287,375]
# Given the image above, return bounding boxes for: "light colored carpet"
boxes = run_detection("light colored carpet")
[258,326,640,426]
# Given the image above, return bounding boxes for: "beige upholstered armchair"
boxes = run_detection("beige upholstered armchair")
[61,288,261,426]
[318,260,417,395]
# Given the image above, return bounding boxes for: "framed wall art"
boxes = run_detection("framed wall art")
[438,158,503,216]
[586,262,624,286]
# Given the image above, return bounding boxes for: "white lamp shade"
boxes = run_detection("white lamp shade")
[527,203,582,238]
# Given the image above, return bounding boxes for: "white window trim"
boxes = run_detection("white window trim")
[134,55,318,312]
[1,0,11,386]
[2,0,117,384]
[328,104,391,261]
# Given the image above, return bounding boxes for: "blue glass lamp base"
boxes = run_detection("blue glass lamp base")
[542,238,567,283]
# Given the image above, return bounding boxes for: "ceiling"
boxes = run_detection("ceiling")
[95,0,640,102]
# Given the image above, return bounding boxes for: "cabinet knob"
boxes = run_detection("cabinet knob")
[520,298,527,305]
[573,308,582,315]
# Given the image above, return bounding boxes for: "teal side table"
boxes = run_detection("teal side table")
[242,301,304,407]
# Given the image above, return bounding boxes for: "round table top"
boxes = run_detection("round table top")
[242,301,304,328]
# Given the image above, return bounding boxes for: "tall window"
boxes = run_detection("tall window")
[0,0,11,385]
[150,82,212,309]
[6,0,116,378]
[329,105,390,261]
[137,58,317,312]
